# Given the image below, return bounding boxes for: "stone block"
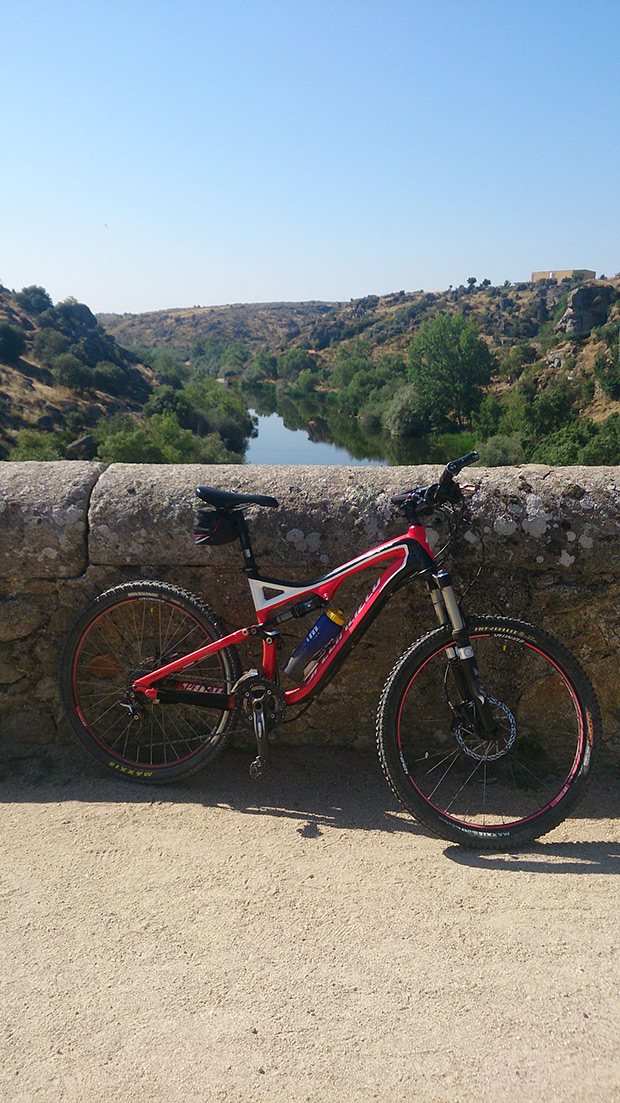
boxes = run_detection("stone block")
[0,461,105,579]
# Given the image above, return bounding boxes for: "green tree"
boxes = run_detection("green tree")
[151,349,191,387]
[407,313,496,429]
[52,353,93,391]
[530,419,598,465]
[594,351,620,400]
[581,414,620,464]
[144,384,195,425]
[95,411,242,464]
[475,433,526,466]
[96,424,166,463]
[243,350,277,384]
[92,361,130,395]
[381,386,426,437]
[15,285,53,315]
[56,297,98,330]
[278,347,318,380]
[525,379,578,436]
[33,329,71,367]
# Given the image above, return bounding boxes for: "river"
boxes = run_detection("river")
[245,410,387,466]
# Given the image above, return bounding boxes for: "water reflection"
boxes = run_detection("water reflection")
[244,387,476,467]
[246,410,386,466]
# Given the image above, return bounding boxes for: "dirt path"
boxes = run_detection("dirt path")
[1,744,619,1103]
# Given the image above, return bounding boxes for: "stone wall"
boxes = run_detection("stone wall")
[2,461,620,759]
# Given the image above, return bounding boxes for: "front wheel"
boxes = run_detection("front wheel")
[376,616,599,849]
[60,580,242,781]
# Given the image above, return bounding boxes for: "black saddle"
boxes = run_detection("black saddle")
[196,486,279,510]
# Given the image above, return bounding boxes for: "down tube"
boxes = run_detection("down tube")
[284,547,427,707]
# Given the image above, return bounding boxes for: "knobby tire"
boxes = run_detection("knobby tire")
[376,616,599,849]
[60,580,242,781]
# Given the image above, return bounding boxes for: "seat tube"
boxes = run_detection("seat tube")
[237,514,258,573]
[262,636,278,680]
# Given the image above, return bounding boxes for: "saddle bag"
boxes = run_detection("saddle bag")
[193,508,240,546]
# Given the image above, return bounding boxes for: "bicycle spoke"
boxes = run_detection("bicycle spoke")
[70,591,236,770]
[390,627,587,834]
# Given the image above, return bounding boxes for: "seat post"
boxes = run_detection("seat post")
[236,512,259,574]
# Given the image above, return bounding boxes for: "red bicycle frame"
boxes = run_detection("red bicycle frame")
[132,523,437,709]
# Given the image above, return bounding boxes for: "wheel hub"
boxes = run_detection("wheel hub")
[454,698,516,761]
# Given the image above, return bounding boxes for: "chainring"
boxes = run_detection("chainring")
[233,672,287,730]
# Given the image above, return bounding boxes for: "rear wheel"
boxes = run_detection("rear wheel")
[60,580,242,781]
[376,616,599,849]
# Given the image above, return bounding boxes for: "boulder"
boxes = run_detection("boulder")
[555,283,617,338]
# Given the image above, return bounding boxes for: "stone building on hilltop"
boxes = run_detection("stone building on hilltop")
[532,269,596,282]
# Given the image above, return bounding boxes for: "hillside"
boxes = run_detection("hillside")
[0,285,154,459]
[98,301,337,358]
[0,284,253,463]
[2,274,620,466]
[98,277,619,368]
[97,274,620,465]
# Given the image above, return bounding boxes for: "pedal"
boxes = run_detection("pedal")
[249,757,264,780]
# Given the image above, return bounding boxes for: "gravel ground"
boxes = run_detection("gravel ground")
[1,743,619,1103]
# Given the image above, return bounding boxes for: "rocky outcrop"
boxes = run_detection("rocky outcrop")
[555,283,617,338]
[2,461,620,757]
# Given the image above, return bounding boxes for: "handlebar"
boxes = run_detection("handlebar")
[442,450,479,480]
[392,451,479,518]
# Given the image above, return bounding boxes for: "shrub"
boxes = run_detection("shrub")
[475,433,526,466]
[9,429,64,460]
[52,353,93,391]
[96,425,166,463]
[95,410,244,465]
[581,414,620,464]
[14,285,53,315]
[32,329,71,367]
[594,351,620,399]
[56,297,98,330]
[359,404,383,434]
[526,379,579,436]
[382,386,427,437]
[529,419,598,465]
[0,323,26,364]
[92,361,130,396]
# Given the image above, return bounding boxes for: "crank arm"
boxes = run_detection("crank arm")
[249,692,271,778]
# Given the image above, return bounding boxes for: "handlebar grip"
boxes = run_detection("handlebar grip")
[446,451,479,476]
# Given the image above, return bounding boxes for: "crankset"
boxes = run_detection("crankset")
[233,671,286,778]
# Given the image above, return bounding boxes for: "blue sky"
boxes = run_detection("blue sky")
[1,0,619,313]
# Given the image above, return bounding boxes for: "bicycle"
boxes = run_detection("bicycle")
[60,451,600,849]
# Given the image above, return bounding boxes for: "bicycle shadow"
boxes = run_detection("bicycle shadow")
[2,744,619,860]
[0,743,425,837]
[443,839,620,874]
[441,774,620,873]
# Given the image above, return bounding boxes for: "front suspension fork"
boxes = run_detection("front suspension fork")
[428,570,498,737]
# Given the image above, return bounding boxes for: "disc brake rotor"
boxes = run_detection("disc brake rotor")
[454,698,516,761]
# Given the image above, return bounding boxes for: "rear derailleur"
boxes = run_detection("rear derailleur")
[233,671,286,778]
